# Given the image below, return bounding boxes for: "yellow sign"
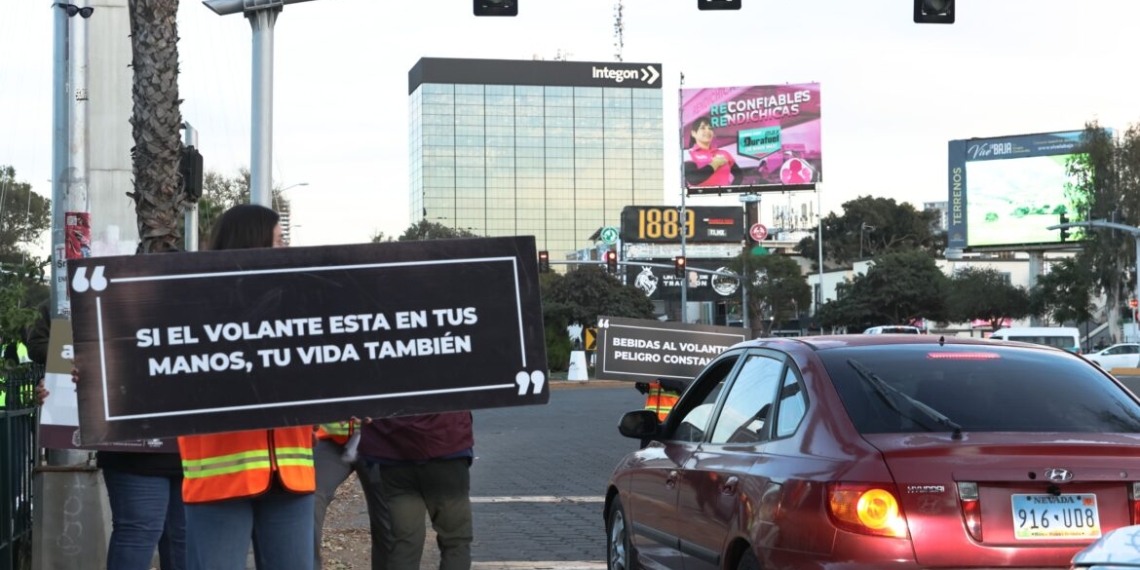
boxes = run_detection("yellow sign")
[585,327,597,351]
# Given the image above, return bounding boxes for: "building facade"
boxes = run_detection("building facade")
[408,58,664,256]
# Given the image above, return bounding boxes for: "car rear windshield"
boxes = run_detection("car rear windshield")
[818,344,1140,434]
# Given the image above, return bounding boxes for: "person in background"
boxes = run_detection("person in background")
[35,303,187,570]
[177,204,315,570]
[636,378,687,422]
[357,412,474,570]
[313,420,389,570]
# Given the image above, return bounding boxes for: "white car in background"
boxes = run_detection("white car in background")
[1085,343,1140,371]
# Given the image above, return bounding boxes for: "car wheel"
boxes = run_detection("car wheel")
[737,549,760,570]
[607,496,636,570]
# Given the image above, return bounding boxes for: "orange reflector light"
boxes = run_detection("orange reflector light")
[926,352,1001,360]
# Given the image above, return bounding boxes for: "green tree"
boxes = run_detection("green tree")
[727,252,811,337]
[127,0,187,253]
[540,266,655,328]
[190,169,289,248]
[1030,259,1096,326]
[1064,120,1140,342]
[398,220,477,241]
[796,196,943,268]
[819,250,948,330]
[0,166,51,264]
[946,267,1031,330]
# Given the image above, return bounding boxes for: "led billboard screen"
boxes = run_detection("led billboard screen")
[680,83,822,195]
[947,131,1087,249]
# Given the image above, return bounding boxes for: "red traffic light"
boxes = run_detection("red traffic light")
[605,250,618,273]
[1130,299,1138,309]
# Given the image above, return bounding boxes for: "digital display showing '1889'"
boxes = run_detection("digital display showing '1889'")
[620,206,744,243]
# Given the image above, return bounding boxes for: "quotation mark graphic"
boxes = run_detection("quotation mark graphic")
[597,318,610,329]
[515,370,546,396]
[71,266,108,293]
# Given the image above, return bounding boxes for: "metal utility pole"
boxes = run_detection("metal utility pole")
[613,0,624,62]
[202,0,317,207]
[678,71,688,323]
[50,4,69,319]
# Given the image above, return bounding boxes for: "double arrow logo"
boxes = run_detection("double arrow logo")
[640,66,660,85]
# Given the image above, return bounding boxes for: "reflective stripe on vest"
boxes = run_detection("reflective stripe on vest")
[644,382,679,422]
[178,426,315,504]
[315,421,355,445]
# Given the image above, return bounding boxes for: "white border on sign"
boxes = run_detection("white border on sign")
[602,324,747,379]
[92,256,528,422]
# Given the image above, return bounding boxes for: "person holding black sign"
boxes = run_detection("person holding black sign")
[357,412,474,570]
[177,205,316,570]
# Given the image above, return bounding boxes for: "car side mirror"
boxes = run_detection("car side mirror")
[618,410,661,440]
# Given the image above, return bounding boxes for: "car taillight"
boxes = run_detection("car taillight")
[827,483,909,538]
[957,482,982,542]
[1130,482,1140,524]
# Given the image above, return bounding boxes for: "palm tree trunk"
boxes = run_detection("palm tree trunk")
[127,0,186,253]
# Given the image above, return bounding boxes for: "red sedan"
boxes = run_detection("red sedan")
[605,335,1140,570]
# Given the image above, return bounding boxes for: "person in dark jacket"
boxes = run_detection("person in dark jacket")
[357,412,474,570]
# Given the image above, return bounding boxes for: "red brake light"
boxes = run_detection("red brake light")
[827,483,909,538]
[1130,483,1140,525]
[958,482,983,541]
[926,352,1001,360]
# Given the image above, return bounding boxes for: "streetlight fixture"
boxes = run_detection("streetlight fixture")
[201,0,318,208]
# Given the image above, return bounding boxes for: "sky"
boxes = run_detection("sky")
[3,0,1140,249]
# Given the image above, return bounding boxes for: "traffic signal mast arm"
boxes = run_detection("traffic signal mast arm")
[1047,219,1140,314]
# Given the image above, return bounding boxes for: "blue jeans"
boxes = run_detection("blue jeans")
[184,486,314,570]
[102,468,187,570]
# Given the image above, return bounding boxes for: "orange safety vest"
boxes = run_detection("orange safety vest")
[178,427,315,504]
[315,420,357,445]
[644,381,680,422]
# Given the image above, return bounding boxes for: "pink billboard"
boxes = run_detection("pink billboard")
[681,83,822,194]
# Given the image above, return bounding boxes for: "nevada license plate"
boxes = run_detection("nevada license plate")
[1011,494,1101,540]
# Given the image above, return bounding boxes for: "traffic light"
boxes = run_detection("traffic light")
[605,250,617,274]
[474,0,517,16]
[698,0,742,9]
[674,256,686,277]
[179,145,204,201]
[537,250,550,273]
[914,0,954,24]
[1059,214,1070,242]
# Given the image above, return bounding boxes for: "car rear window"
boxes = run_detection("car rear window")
[818,344,1140,434]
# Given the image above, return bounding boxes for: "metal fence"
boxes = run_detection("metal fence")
[1,363,44,570]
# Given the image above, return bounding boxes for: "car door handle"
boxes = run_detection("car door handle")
[666,470,678,489]
[721,476,739,496]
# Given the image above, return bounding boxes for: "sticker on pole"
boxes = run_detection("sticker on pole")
[749,223,768,242]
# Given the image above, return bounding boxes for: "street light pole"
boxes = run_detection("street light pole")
[202,0,317,207]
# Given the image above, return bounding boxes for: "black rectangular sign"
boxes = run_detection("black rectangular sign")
[594,316,750,383]
[67,237,549,445]
[620,206,744,244]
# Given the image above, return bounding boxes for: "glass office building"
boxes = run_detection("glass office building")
[409,58,664,257]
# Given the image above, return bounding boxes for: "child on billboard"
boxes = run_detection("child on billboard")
[684,116,742,188]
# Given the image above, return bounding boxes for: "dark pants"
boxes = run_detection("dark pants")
[102,468,187,570]
[372,459,472,570]
[313,438,389,570]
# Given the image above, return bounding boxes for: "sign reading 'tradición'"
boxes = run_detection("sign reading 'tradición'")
[67,237,548,445]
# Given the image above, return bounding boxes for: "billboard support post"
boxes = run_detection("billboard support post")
[678,71,688,323]
[817,183,824,317]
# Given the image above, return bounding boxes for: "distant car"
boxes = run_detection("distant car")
[863,325,922,334]
[605,335,1140,570]
[1085,343,1140,371]
[1071,524,1140,569]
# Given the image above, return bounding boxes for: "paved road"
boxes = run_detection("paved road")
[348,380,645,569]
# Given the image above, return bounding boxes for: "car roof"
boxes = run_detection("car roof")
[729,334,1063,352]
